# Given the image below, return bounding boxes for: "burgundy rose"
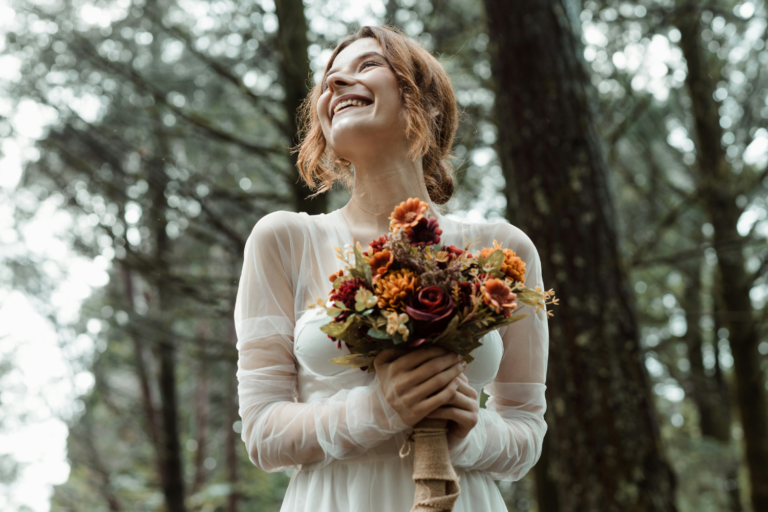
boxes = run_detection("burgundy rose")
[407,217,442,247]
[404,285,455,347]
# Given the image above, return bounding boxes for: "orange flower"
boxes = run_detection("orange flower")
[369,249,394,284]
[328,269,345,283]
[389,197,428,233]
[375,268,420,310]
[481,278,517,314]
[478,240,527,284]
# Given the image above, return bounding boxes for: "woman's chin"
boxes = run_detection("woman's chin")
[329,120,400,151]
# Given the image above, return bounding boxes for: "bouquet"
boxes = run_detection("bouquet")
[309,197,557,512]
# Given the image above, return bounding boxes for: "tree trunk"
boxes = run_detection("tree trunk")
[274,0,326,215]
[681,261,732,442]
[122,266,167,491]
[147,7,186,506]
[675,8,768,511]
[192,322,210,494]
[226,354,241,512]
[483,1,678,510]
[681,260,742,512]
[534,404,560,512]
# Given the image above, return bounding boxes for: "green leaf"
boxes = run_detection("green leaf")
[516,287,544,306]
[367,327,391,339]
[364,261,372,287]
[326,307,342,317]
[477,249,505,279]
[320,315,358,338]
[334,300,348,310]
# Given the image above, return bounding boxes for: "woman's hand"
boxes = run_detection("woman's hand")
[424,372,479,440]
[373,346,467,427]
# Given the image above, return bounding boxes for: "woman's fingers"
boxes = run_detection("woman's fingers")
[403,352,463,389]
[374,347,410,368]
[406,358,465,403]
[429,386,476,412]
[416,376,461,417]
[396,346,451,372]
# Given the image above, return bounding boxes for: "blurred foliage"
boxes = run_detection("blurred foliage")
[0,0,767,510]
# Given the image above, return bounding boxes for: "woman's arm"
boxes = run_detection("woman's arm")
[443,223,549,481]
[235,212,409,472]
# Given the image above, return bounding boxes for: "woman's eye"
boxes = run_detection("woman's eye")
[360,61,379,70]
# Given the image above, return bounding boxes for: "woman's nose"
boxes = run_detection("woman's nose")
[327,72,355,92]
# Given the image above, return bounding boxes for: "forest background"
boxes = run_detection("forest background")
[1,0,767,511]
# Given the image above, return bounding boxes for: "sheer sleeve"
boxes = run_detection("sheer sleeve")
[447,222,549,481]
[235,211,410,473]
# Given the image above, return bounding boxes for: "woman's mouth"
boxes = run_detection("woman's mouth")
[332,99,374,120]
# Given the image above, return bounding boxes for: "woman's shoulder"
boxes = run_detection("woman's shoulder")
[249,210,306,238]
[244,210,309,257]
[469,218,538,260]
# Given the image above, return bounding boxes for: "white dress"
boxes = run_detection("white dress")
[234,207,549,512]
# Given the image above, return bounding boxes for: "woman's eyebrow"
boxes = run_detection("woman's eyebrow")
[323,51,386,84]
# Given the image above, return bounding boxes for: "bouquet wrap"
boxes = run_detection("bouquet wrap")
[311,198,557,511]
[399,418,460,512]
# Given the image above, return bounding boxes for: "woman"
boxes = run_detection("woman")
[234,25,549,511]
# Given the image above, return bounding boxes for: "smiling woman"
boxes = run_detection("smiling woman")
[294,25,458,209]
[235,24,549,512]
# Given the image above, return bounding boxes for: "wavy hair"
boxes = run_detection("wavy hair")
[293,25,459,205]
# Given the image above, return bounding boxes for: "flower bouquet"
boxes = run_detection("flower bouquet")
[309,197,556,512]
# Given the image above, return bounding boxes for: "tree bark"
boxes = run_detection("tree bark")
[122,265,167,491]
[274,0,326,215]
[226,352,241,512]
[674,8,768,511]
[483,1,678,510]
[534,404,560,512]
[680,261,732,442]
[192,322,210,494]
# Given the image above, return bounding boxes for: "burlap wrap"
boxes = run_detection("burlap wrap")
[399,418,461,512]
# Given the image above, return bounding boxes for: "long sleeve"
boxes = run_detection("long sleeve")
[235,211,410,473]
[447,222,549,482]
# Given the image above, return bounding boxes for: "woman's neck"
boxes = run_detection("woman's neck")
[340,154,440,233]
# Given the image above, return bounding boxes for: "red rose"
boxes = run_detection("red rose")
[445,245,465,258]
[404,285,455,347]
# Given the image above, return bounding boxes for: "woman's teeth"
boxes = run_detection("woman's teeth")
[333,99,371,116]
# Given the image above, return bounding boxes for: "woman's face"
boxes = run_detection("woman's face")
[317,38,407,161]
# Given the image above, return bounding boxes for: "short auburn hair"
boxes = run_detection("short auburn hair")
[294,25,459,205]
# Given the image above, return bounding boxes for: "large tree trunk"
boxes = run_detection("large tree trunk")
[483,1,678,510]
[274,0,326,214]
[534,404,560,512]
[674,8,768,511]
